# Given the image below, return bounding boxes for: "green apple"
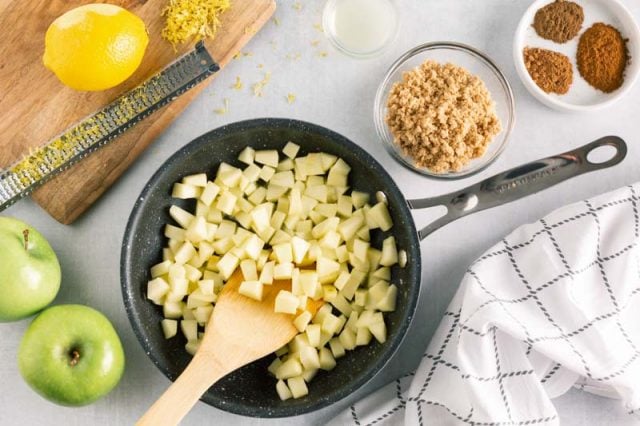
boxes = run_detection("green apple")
[0,216,61,321]
[18,304,125,406]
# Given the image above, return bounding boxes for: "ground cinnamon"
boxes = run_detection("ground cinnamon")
[533,0,584,43]
[524,47,573,95]
[577,23,628,93]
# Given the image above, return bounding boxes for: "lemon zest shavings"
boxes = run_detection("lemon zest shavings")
[286,93,296,104]
[231,76,243,90]
[214,98,230,115]
[252,72,271,97]
[161,0,231,48]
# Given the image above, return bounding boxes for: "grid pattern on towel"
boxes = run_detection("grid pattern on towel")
[331,185,640,426]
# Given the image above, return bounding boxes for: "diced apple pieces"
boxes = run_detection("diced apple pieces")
[217,253,240,280]
[367,202,393,231]
[376,284,397,312]
[164,224,185,242]
[274,262,294,280]
[271,171,295,188]
[268,358,283,376]
[301,368,318,383]
[330,294,353,317]
[255,150,279,167]
[294,311,313,332]
[174,241,196,265]
[273,242,293,264]
[321,313,343,335]
[274,290,299,314]
[147,278,170,305]
[217,165,242,188]
[185,340,201,356]
[329,338,346,358]
[291,236,311,264]
[356,326,372,346]
[260,261,275,284]
[276,379,293,401]
[182,173,207,187]
[238,146,255,165]
[338,215,363,242]
[259,166,276,182]
[341,269,366,300]
[187,289,215,309]
[316,257,341,284]
[161,319,178,339]
[351,191,369,208]
[380,236,399,266]
[169,205,194,228]
[339,327,357,350]
[151,143,404,401]
[185,216,208,243]
[276,358,303,380]
[302,183,327,203]
[238,280,263,301]
[216,191,237,215]
[150,260,172,278]
[287,376,309,399]
[283,142,300,159]
[180,319,198,342]
[172,183,202,199]
[163,302,183,319]
[194,305,213,324]
[250,203,273,233]
[305,323,322,346]
[318,347,336,370]
[240,259,258,281]
[299,346,321,370]
[369,321,387,343]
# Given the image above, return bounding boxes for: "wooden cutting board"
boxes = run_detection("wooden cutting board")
[0,0,275,224]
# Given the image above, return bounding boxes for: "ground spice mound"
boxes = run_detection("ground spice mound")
[524,47,573,94]
[385,60,501,173]
[533,0,584,43]
[577,22,628,93]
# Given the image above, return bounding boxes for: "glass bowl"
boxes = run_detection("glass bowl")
[374,42,516,179]
[322,0,399,58]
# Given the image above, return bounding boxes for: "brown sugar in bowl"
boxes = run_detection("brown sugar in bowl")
[374,42,515,179]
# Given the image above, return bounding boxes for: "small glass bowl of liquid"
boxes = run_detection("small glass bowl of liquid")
[322,0,399,58]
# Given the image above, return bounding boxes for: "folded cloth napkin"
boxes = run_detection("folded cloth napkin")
[331,184,640,425]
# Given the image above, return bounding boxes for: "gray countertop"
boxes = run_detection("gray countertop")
[2,1,639,424]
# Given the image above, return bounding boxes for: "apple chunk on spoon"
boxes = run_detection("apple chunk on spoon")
[138,270,322,425]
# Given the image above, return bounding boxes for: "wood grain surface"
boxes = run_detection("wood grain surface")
[0,0,275,223]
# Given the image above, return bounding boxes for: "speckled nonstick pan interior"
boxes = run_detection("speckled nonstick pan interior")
[121,118,421,417]
[121,118,626,418]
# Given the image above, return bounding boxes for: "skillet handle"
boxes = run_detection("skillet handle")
[407,136,627,240]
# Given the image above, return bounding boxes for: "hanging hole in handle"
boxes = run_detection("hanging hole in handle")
[586,144,618,165]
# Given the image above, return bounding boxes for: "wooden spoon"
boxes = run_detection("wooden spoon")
[137,270,321,425]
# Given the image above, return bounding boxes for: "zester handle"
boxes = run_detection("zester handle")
[407,136,627,240]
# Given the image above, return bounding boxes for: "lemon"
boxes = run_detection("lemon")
[43,4,149,91]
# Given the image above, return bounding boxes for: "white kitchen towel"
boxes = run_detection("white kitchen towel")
[331,184,640,425]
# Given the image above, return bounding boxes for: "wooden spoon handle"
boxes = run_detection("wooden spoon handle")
[137,353,229,426]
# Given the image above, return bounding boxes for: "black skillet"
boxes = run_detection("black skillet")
[121,118,626,418]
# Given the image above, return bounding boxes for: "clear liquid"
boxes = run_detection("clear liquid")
[329,0,397,55]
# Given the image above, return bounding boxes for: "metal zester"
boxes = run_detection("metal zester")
[0,41,219,212]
